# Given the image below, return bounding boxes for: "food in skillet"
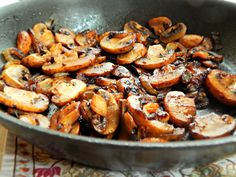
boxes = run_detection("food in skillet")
[1,16,235,142]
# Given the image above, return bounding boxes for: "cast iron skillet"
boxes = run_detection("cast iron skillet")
[0,0,236,171]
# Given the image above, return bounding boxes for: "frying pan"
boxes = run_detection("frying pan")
[0,0,236,171]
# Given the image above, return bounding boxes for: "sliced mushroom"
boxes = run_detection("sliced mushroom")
[189,113,236,139]
[140,137,168,143]
[70,123,81,135]
[150,64,186,89]
[2,48,24,62]
[90,93,107,117]
[201,37,213,51]
[124,21,151,44]
[75,30,98,47]
[79,100,94,122]
[127,95,174,136]
[99,31,136,54]
[148,16,172,36]
[55,28,75,46]
[139,75,157,95]
[2,63,30,89]
[111,65,131,78]
[22,52,51,68]
[179,34,203,48]
[19,113,50,128]
[32,23,55,47]
[17,31,32,55]
[160,23,187,43]
[91,89,120,135]
[164,91,196,128]
[116,43,147,65]
[42,54,96,74]
[116,78,141,96]
[118,111,137,140]
[0,86,49,112]
[49,43,63,56]
[30,75,53,96]
[206,69,236,106]
[50,101,80,133]
[135,44,176,69]
[78,62,115,77]
[51,78,86,106]
[191,50,223,63]
[95,77,116,87]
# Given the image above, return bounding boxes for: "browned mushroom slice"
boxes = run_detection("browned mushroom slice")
[22,52,51,68]
[157,128,186,141]
[42,54,96,75]
[116,43,147,65]
[148,16,172,36]
[127,95,174,136]
[91,93,107,117]
[191,50,223,63]
[111,66,131,78]
[139,75,157,95]
[79,100,94,122]
[17,31,32,55]
[160,23,187,43]
[32,23,55,47]
[200,60,219,69]
[2,63,30,89]
[179,34,203,48]
[75,46,101,56]
[30,75,53,96]
[70,123,80,135]
[189,113,236,140]
[50,43,63,56]
[95,77,116,87]
[55,28,75,46]
[124,21,151,44]
[19,113,50,128]
[140,137,168,143]
[164,91,196,128]
[91,89,120,135]
[135,45,176,69]
[50,101,80,133]
[201,37,213,51]
[116,78,141,96]
[2,48,24,62]
[150,64,186,89]
[99,31,136,54]
[0,86,49,112]
[119,111,137,140]
[78,62,115,77]
[206,69,236,106]
[51,78,86,106]
[75,30,98,47]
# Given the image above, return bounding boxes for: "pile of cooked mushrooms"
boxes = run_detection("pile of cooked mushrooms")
[0,16,235,142]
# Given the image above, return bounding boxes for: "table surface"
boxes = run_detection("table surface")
[1,133,236,177]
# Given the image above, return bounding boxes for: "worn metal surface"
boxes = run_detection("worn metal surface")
[0,0,236,171]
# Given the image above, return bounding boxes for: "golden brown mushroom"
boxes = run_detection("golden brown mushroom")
[179,34,203,48]
[160,23,187,43]
[17,31,32,55]
[0,86,49,112]
[2,63,30,89]
[148,16,172,36]
[206,69,236,106]
[124,21,151,44]
[150,64,186,89]
[22,52,51,68]
[55,28,75,46]
[99,31,136,54]
[189,113,236,139]
[78,62,115,77]
[116,43,147,65]
[51,78,86,106]
[19,113,50,128]
[135,44,176,69]
[32,22,55,47]
[111,66,131,78]
[164,91,196,128]
[91,89,120,135]
[75,30,98,47]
